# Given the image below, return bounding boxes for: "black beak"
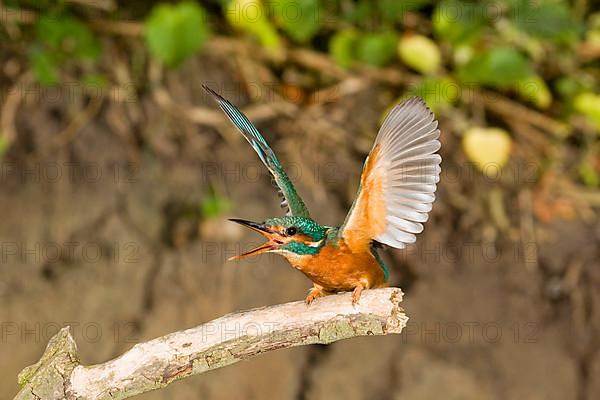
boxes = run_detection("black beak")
[228,218,280,261]
[228,218,273,234]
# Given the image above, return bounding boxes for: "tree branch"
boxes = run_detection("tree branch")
[15,288,407,400]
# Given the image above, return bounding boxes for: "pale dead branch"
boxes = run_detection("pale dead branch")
[15,288,407,400]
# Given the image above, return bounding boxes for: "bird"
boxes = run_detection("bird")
[203,85,441,305]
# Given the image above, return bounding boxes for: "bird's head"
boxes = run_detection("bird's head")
[229,216,328,260]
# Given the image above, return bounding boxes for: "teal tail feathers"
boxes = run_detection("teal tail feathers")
[202,85,272,166]
[203,85,310,218]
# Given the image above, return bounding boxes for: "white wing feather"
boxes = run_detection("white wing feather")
[340,97,441,250]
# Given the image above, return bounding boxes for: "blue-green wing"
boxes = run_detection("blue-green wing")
[203,85,310,218]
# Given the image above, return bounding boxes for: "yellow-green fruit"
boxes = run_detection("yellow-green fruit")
[574,92,600,131]
[517,75,552,109]
[398,34,441,75]
[225,0,280,49]
[330,29,359,68]
[463,127,512,177]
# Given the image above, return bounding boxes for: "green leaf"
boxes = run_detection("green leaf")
[144,2,210,67]
[36,15,101,60]
[342,0,377,24]
[28,12,101,84]
[82,73,108,88]
[356,31,398,67]
[273,0,322,42]
[514,1,581,43]
[457,47,533,88]
[28,47,58,84]
[555,77,588,101]
[579,161,599,187]
[378,0,432,22]
[433,0,487,44]
[410,77,460,113]
[329,29,359,68]
[200,193,232,218]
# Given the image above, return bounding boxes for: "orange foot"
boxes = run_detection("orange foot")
[351,284,364,305]
[305,287,325,305]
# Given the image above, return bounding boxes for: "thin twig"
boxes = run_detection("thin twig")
[1,71,32,147]
[57,97,105,146]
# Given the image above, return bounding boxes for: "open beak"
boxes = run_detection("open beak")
[228,218,283,260]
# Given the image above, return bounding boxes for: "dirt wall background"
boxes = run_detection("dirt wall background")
[2,1,600,398]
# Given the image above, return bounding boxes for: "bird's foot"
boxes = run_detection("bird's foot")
[351,284,364,305]
[305,287,324,305]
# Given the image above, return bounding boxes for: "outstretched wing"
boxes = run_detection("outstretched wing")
[339,97,441,252]
[203,85,310,218]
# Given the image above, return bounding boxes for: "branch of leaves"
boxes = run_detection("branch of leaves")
[145,0,323,67]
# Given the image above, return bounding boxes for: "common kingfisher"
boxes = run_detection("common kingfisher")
[204,85,441,305]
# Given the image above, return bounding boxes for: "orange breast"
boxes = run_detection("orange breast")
[291,240,387,292]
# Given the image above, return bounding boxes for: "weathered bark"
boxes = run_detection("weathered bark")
[15,288,407,400]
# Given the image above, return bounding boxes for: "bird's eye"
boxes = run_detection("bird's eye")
[286,227,297,236]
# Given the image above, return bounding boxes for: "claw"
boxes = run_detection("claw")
[305,287,324,305]
[351,284,364,305]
